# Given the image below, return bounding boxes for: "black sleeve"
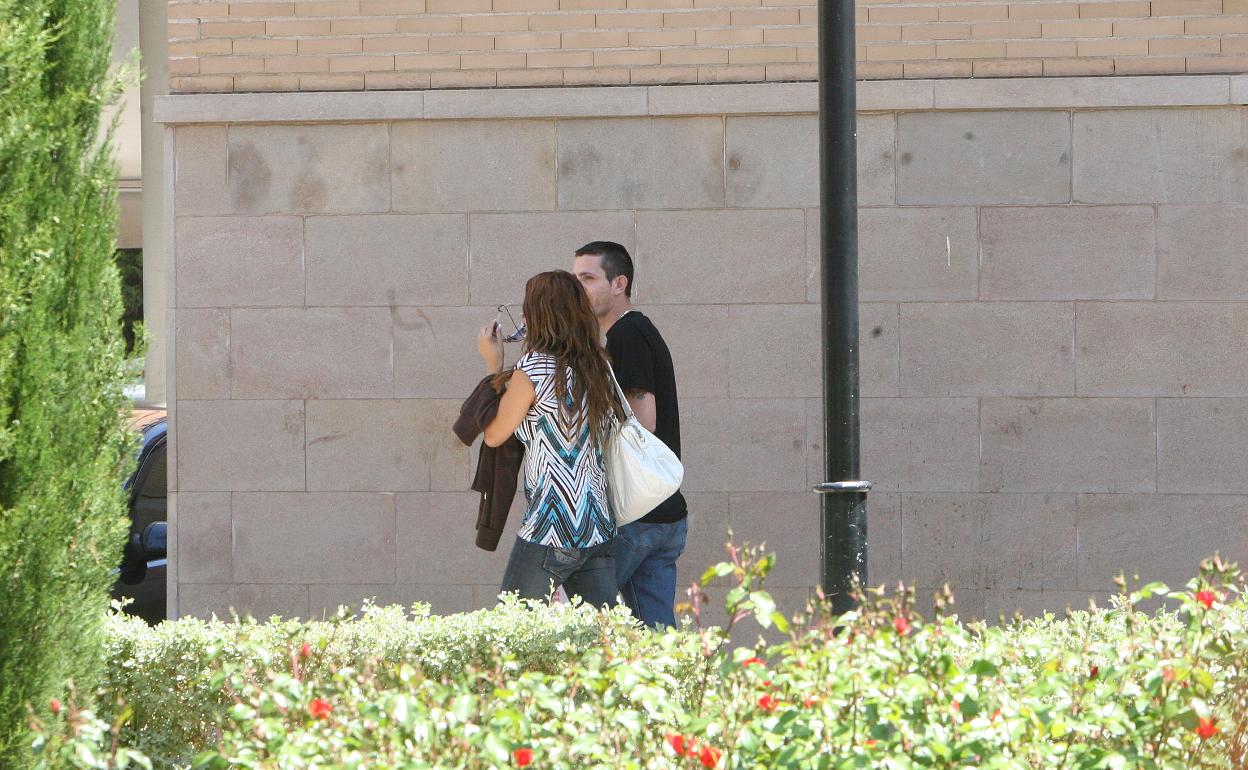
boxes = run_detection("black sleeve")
[607,326,657,395]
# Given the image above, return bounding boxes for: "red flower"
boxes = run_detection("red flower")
[803,695,819,708]
[48,698,61,715]
[952,700,961,712]
[1163,667,1176,683]
[742,657,764,667]
[1089,665,1099,679]
[513,747,534,766]
[865,739,878,748]
[761,680,772,688]
[300,641,312,659]
[1195,590,1216,609]
[1196,718,1218,740]
[308,698,332,720]
[667,734,689,756]
[758,694,779,712]
[991,708,1002,721]
[699,745,722,768]
[893,616,911,635]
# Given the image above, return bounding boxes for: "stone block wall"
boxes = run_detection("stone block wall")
[167,0,1248,93]
[160,77,1248,623]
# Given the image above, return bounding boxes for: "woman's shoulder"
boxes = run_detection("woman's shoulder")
[515,350,557,373]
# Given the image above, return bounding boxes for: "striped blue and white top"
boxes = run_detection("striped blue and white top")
[513,351,614,549]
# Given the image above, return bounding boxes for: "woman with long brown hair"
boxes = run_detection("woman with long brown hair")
[476,270,624,607]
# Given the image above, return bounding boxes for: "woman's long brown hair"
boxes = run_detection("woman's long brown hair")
[509,270,623,449]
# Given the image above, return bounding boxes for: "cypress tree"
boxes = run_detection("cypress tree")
[0,0,137,764]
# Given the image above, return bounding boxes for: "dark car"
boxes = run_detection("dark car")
[111,408,168,625]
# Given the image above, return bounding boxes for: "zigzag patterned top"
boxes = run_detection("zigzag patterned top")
[513,351,614,549]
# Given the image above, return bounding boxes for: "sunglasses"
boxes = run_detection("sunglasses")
[495,304,527,343]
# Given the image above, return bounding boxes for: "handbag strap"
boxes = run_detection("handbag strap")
[605,362,636,422]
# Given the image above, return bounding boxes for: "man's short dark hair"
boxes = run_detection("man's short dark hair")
[576,241,634,298]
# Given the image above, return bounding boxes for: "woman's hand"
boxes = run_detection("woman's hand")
[477,323,504,375]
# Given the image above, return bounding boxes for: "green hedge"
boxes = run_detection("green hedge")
[29,547,1248,769]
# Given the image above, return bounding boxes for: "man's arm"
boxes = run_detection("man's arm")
[625,388,657,433]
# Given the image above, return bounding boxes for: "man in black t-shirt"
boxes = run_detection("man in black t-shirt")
[573,241,688,628]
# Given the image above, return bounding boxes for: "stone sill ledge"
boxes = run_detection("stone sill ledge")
[154,74,1248,125]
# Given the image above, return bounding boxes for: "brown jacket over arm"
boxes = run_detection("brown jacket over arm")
[453,374,525,551]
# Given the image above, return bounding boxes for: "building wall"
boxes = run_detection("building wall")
[167,0,1248,93]
[159,76,1248,623]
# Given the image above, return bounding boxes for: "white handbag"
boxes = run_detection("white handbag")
[604,363,684,526]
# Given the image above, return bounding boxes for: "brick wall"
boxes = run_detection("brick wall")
[168,0,1248,92]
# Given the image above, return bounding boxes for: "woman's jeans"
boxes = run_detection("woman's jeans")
[499,536,620,609]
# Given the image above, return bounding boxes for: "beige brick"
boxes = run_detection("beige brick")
[870,5,938,23]
[1009,2,1078,19]
[288,1,356,14]
[971,21,1042,38]
[1186,54,1248,72]
[461,14,531,31]
[1151,0,1221,14]
[266,19,331,34]
[359,0,427,11]
[563,65,633,83]
[939,4,1009,21]
[498,68,567,85]
[394,52,461,69]
[974,57,1043,75]
[697,27,762,44]
[762,26,815,43]
[561,30,630,46]
[662,47,729,64]
[170,75,235,92]
[1223,36,1248,53]
[629,28,695,45]
[264,55,331,71]
[662,9,731,25]
[1042,19,1113,37]
[731,7,798,23]
[529,13,595,29]
[1113,17,1183,35]
[461,51,527,68]
[728,45,797,62]
[330,17,398,33]
[763,62,815,79]
[492,0,558,9]
[797,45,816,61]
[196,38,234,55]
[494,31,563,48]
[1229,0,1248,10]
[629,64,698,82]
[233,73,301,91]
[168,39,200,56]
[1148,37,1220,55]
[1078,37,1148,55]
[1042,55,1114,74]
[595,11,665,26]
[397,16,462,32]
[865,42,937,60]
[228,2,296,14]
[627,0,693,9]
[169,57,202,75]
[202,20,267,35]
[199,55,265,74]
[858,60,905,77]
[169,21,201,40]
[428,34,495,50]
[231,38,299,55]
[303,37,365,53]
[902,22,971,40]
[1078,1,1148,17]
[905,58,974,75]
[430,69,498,86]
[329,54,395,71]
[365,71,431,87]
[426,0,491,9]
[171,2,229,18]
[1113,55,1184,72]
[798,6,815,24]
[527,49,595,66]
[857,24,902,41]
[561,0,626,9]
[594,48,661,64]
[293,0,360,14]
[937,41,1006,58]
[1006,39,1078,57]
[299,73,367,89]
[700,63,765,81]
[1187,17,1248,35]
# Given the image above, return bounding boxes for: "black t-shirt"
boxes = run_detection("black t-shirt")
[606,310,687,524]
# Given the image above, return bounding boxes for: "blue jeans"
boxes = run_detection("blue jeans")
[499,537,619,609]
[614,518,688,628]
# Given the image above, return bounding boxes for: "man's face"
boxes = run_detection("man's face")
[573,254,618,318]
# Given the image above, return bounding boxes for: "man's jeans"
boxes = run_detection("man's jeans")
[614,518,688,628]
[499,536,619,609]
